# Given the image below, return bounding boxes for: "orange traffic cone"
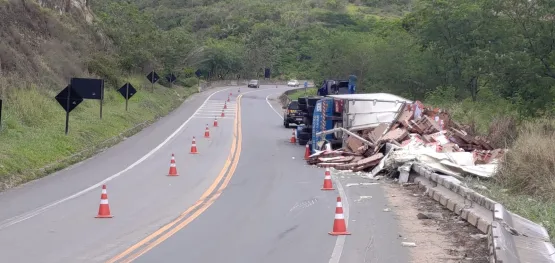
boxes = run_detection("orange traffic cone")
[322,168,335,190]
[229,92,232,96]
[221,110,225,117]
[329,196,350,235]
[290,129,296,144]
[213,117,218,127]
[204,124,210,138]
[304,144,310,160]
[224,102,227,109]
[95,185,113,218]
[168,153,179,176]
[227,96,230,102]
[190,137,198,154]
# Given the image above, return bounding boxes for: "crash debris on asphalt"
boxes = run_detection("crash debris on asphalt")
[307,102,508,181]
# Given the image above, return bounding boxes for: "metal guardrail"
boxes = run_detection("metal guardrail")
[412,164,555,263]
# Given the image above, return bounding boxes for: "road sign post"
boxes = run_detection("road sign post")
[125,83,129,111]
[117,83,137,111]
[70,78,104,120]
[147,71,160,92]
[55,85,83,135]
[304,81,308,96]
[166,73,177,88]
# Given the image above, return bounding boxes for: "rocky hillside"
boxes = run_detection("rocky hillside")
[0,0,105,92]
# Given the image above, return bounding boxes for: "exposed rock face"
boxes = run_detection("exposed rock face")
[36,0,93,23]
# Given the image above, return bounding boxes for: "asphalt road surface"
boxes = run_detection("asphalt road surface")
[0,85,409,263]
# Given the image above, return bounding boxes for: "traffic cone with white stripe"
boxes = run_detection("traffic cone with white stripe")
[322,168,335,190]
[304,144,310,160]
[190,137,198,154]
[168,153,179,176]
[290,129,296,144]
[329,196,350,235]
[227,96,230,102]
[224,102,227,109]
[95,185,113,218]
[229,92,232,96]
[221,109,225,117]
[204,124,210,138]
[213,117,218,127]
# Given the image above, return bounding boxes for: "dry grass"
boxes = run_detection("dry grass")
[495,118,555,200]
[0,0,104,91]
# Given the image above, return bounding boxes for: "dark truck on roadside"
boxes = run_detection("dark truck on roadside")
[283,100,304,128]
[293,79,351,151]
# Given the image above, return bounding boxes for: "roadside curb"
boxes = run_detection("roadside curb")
[412,163,555,263]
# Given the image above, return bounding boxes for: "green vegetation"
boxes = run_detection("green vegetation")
[287,88,318,100]
[0,76,196,190]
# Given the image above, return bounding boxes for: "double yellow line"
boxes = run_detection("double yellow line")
[107,93,244,263]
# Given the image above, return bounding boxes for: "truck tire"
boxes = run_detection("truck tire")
[284,121,290,128]
[298,139,309,146]
[298,130,311,141]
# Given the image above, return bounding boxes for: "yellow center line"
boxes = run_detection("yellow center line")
[107,94,244,263]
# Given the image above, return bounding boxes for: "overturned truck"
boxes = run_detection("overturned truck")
[296,93,505,180]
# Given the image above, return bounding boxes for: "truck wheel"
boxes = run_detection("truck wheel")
[298,139,309,146]
[284,121,290,128]
[298,130,311,141]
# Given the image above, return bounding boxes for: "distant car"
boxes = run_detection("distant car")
[287,79,299,87]
[248,79,260,88]
[283,101,304,128]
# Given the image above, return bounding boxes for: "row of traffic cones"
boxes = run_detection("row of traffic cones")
[96,93,236,218]
[322,168,350,235]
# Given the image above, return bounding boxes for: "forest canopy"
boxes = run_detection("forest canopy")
[92,0,555,118]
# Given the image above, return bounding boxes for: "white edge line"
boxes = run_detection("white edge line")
[329,172,349,263]
[265,93,284,119]
[0,87,235,230]
[264,91,349,263]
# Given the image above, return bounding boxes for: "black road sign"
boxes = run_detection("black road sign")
[166,73,177,83]
[55,85,84,135]
[55,85,83,113]
[118,83,137,111]
[147,71,160,84]
[195,69,202,78]
[117,83,137,100]
[70,77,104,119]
[264,68,271,79]
[70,78,104,100]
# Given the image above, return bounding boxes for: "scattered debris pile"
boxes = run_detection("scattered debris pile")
[307,102,508,179]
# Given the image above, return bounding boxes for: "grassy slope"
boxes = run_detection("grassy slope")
[0,76,197,190]
[286,88,318,100]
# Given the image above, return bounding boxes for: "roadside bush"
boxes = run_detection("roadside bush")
[496,118,555,201]
[181,77,198,87]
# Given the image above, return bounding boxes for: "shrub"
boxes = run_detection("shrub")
[496,118,555,201]
[181,77,198,87]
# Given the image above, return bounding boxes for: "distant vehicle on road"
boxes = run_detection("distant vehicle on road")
[248,79,260,88]
[283,101,304,128]
[287,79,299,87]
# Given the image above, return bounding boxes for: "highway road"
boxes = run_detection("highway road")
[0,85,409,263]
